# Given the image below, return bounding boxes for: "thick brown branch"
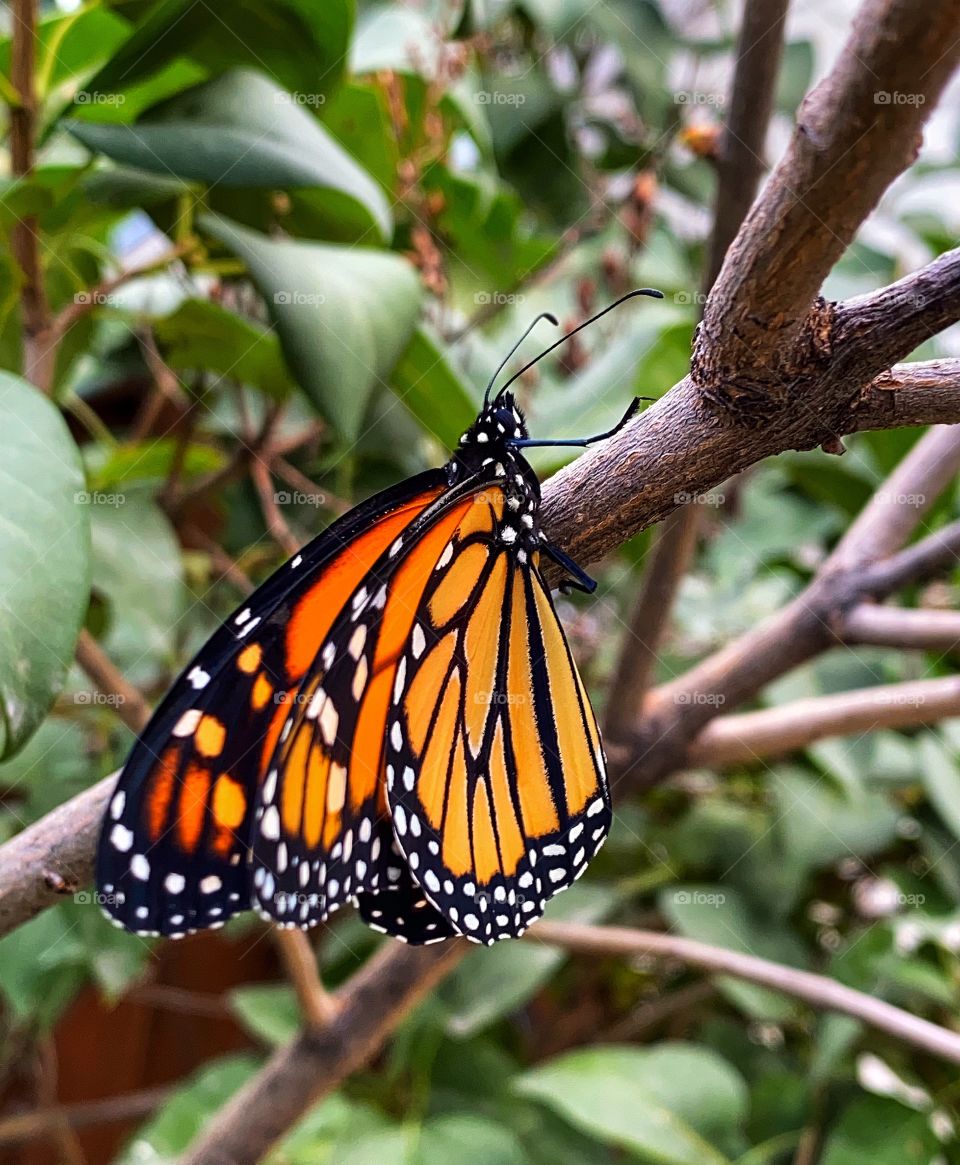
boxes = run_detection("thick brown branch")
[687,675,960,767]
[696,0,960,411]
[529,922,960,1066]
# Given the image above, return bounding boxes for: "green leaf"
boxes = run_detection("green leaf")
[230,983,301,1047]
[116,1054,260,1163]
[918,733,960,841]
[390,326,477,449]
[516,1043,747,1165]
[66,69,391,242]
[89,492,183,686]
[202,214,423,440]
[0,373,90,759]
[350,7,444,78]
[84,0,354,99]
[417,1115,529,1164]
[154,299,295,400]
[820,1097,940,1165]
[441,882,617,1037]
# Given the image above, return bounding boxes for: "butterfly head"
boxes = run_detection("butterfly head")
[453,390,527,462]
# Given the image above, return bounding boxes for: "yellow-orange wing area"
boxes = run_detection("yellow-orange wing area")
[249,483,508,934]
[96,475,445,939]
[384,513,611,945]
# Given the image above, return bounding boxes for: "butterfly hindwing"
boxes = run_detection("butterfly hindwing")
[96,472,446,936]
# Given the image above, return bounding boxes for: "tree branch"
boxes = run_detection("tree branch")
[529,921,960,1066]
[842,605,960,651]
[607,0,788,734]
[687,675,960,767]
[615,424,960,788]
[179,939,466,1165]
[696,0,960,413]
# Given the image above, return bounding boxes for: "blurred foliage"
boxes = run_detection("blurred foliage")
[0,0,959,1161]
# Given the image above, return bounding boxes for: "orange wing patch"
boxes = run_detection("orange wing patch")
[387,548,612,945]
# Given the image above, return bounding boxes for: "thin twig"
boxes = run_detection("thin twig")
[272,929,340,1029]
[528,921,960,1066]
[0,1086,170,1148]
[75,630,152,734]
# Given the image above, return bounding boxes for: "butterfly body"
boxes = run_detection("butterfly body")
[96,291,664,947]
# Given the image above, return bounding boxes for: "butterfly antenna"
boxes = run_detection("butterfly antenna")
[493,288,664,400]
[484,311,559,405]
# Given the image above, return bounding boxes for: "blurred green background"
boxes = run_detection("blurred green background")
[1,0,959,1161]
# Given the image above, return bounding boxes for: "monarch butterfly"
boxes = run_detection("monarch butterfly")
[96,289,662,945]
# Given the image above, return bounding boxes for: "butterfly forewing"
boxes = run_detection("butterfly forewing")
[96,473,446,936]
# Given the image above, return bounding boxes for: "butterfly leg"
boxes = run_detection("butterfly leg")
[507,398,644,449]
[541,541,596,594]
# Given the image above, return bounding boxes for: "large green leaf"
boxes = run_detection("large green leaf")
[202,215,423,440]
[516,1043,747,1165]
[918,734,960,842]
[84,0,353,99]
[0,374,90,759]
[390,326,477,449]
[153,299,295,400]
[350,7,444,78]
[66,69,391,242]
[89,492,183,687]
[820,1097,940,1165]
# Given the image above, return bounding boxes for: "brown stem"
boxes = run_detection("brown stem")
[75,630,152,734]
[687,675,960,767]
[0,1086,170,1148]
[529,921,960,1066]
[610,0,804,728]
[271,929,340,1030]
[617,425,960,788]
[843,605,960,651]
[604,507,701,738]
